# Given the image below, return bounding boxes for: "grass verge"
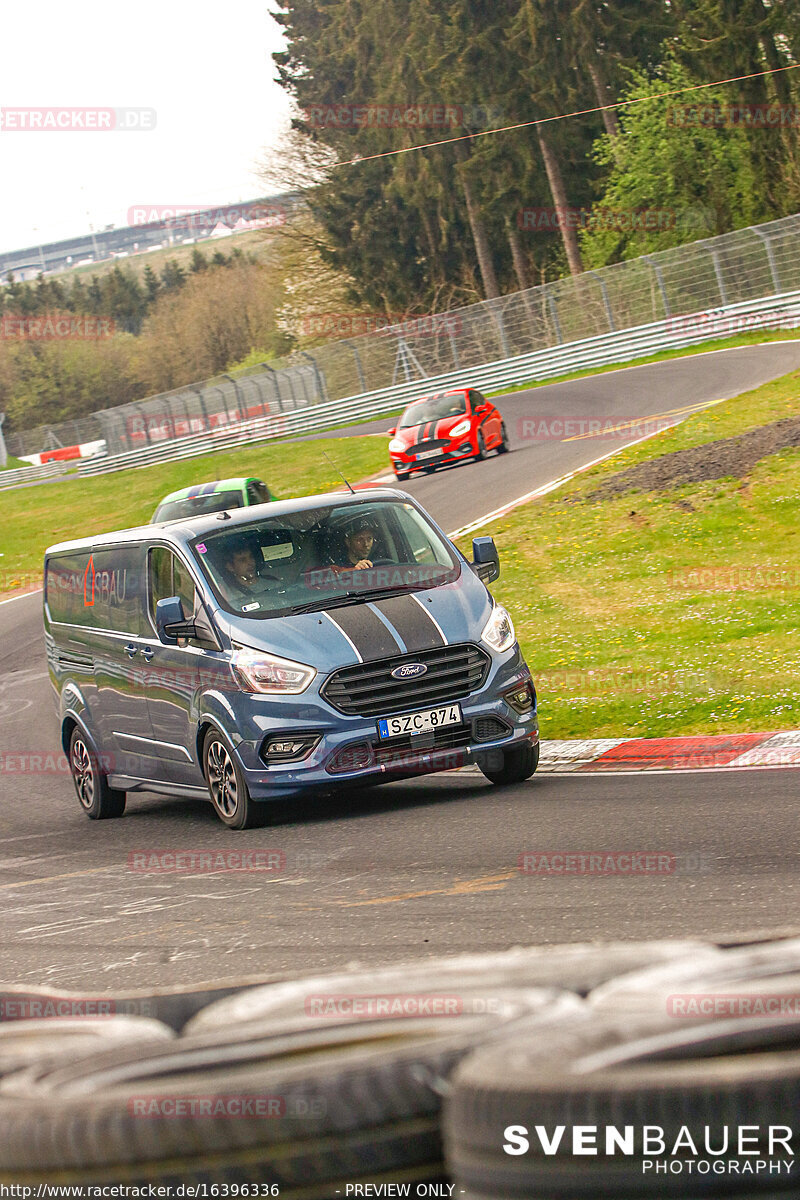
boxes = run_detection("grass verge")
[457,366,800,740]
[0,436,388,591]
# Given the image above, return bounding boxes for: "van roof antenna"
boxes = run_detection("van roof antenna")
[323,451,355,494]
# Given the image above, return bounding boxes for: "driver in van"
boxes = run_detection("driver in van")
[332,517,377,572]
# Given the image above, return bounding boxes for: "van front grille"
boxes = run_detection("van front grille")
[322,643,490,718]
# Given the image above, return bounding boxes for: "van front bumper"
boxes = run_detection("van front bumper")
[223,645,538,801]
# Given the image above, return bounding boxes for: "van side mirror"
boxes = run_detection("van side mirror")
[472,536,500,583]
[156,596,197,645]
[387,427,396,437]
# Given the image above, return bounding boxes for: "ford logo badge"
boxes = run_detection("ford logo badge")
[391,662,428,680]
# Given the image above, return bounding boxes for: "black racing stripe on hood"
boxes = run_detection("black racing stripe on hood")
[326,604,403,661]
[371,594,446,651]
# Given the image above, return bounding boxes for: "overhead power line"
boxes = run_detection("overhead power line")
[330,62,800,169]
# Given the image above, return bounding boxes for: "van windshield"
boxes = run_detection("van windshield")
[189,499,460,617]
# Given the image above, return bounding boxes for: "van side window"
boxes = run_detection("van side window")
[91,548,143,633]
[149,547,198,626]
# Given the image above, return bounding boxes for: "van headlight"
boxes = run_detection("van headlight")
[448,419,471,439]
[231,647,316,694]
[388,438,405,453]
[481,604,515,653]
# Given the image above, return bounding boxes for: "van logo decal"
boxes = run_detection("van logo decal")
[391,662,428,680]
[83,556,95,607]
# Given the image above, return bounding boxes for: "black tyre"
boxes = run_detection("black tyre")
[590,933,800,1014]
[475,431,487,461]
[477,739,539,785]
[445,1007,800,1198]
[497,421,509,453]
[203,727,260,830]
[0,1016,173,1078]
[185,942,711,1035]
[68,728,125,820]
[394,469,410,482]
[0,988,580,1190]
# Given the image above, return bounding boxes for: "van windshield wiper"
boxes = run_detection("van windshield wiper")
[289,583,434,615]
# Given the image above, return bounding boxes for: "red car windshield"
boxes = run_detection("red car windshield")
[398,393,467,429]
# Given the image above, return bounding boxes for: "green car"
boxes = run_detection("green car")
[151,477,273,524]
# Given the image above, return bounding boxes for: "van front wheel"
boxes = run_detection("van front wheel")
[477,740,539,786]
[69,728,126,819]
[203,729,259,830]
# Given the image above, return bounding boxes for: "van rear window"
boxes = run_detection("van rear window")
[46,546,143,633]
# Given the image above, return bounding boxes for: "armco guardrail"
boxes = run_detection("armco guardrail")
[72,291,800,479]
[0,460,72,491]
[7,210,800,462]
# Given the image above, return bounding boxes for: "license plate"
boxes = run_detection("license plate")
[377,703,462,740]
[415,448,440,461]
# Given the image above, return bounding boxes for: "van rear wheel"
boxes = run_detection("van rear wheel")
[69,728,126,820]
[203,728,259,830]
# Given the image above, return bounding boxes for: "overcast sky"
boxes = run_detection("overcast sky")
[0,0,292,253]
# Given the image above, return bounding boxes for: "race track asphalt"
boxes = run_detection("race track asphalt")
[2,342,799,990]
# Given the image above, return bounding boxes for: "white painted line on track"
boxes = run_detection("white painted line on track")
[0,588,42,606]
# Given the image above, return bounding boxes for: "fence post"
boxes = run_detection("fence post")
[0,412,6,467]
[748,226,782,294]
[489,299,511,358]
[342,340,367,393]
[547,293,563,344]
[587,271,616,332]
[700,241,729,307]
[259,364,284,411]
[191,386,212,432]
[222,373,247,422]
[298,351,328,403]
[643,255,671,317]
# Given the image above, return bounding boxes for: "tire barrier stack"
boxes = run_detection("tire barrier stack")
[0,936,798,1196]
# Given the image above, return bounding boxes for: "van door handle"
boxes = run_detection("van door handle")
[124,644,139,658]
[141,647,155,662]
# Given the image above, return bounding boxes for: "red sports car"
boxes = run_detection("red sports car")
[387,387,509,481]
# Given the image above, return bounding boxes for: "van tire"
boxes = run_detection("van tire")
[477,740,538,785]
[203,728,260,830]
[68,728,126,820]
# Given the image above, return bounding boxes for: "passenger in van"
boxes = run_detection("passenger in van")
[219,536,277,598]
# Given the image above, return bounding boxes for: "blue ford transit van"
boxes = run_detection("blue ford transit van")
[43,489,538,828]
